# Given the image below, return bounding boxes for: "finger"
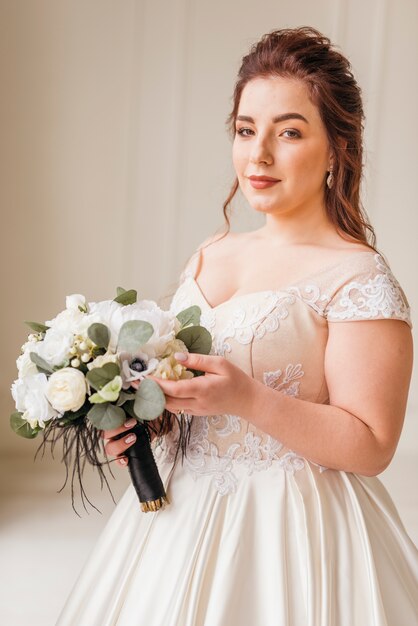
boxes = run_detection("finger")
[105,431,137,458]
[116,456,128,467]
[164,396,194,413]
[148,375,198,399]
[101,417,138,440]
[173,351,223,374]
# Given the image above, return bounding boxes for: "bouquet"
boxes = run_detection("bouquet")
[10,287,212,513]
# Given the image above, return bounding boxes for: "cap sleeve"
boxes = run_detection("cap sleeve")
[324,252,412,329]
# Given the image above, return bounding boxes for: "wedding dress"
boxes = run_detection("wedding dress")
[57,248,418,625]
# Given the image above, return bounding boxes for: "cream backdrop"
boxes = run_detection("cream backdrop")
[1,0,417,461]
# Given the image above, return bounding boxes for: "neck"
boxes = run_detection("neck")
[256,200,338,247]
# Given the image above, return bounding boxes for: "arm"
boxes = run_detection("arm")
[242,319,413,476]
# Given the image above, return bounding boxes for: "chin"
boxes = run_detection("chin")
[248,200,283,214]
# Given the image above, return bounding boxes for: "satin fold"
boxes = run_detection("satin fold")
[56,456,418,626]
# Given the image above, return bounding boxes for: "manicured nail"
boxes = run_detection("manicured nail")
[125,434,136,444]
[174,352,187,361]
[124,418,137,428]
[119,457,128,466]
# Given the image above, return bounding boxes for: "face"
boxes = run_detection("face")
[232,76,332,217]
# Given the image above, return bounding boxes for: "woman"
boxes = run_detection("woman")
[57,27,418,625]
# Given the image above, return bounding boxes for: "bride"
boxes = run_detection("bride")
[57,26,418,625]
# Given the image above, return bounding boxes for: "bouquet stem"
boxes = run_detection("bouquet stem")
[124,421,169,513]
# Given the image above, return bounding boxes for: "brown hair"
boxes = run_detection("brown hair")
[219,26,377,251]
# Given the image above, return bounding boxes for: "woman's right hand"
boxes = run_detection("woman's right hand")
[102,417,139,467]
[103,380,163,467]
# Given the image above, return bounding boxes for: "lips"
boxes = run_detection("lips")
[248,175,280,189]
[248,175,280,181]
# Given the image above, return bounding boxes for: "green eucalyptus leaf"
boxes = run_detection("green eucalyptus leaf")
[116,391,135,407]
[87,403,126,430]
[10,412,40,439]
[116,287,126,297]
[176,325,212,355]
[86,362,120,391]
[113,289,137,305]
[133,378,165,420]
[29,352,54,374]
[123,400,138,420]
[87,323,110,349]
[24,321,50,333]
[117,320,154,353]
[176,305,201,329]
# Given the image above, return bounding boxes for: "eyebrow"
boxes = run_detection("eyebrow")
[236,113,309,124]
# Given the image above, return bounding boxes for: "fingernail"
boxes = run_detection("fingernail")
[119,457,128,466]
[125,434,136,444]
[124,418,137,428]
[174,352,188,361]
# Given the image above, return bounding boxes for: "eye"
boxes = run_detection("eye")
[235,127,254,137]
[281,129,301,139]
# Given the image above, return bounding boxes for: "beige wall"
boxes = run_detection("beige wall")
[1,0,417,456]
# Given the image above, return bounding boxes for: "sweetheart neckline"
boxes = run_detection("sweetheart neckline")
[188,250,379,310]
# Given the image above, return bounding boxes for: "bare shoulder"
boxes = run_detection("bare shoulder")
[197,230,240,254]
[196,230,244,267]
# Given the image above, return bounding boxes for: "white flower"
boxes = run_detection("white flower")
[119,351,159,389]
[84,300,124,352]
[66,293,88,312]
[45,368,87,413]
[37,328,73,367]
[87,352,120,371]
[45,308,90,338]
[16,351,38,378]
[11,373,59,428]
[87,299,177,356]
[152,354,194,381]
[162,338,188,358]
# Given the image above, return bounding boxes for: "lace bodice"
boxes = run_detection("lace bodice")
[154,249,412,495]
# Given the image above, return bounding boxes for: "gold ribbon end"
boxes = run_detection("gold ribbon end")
[140,494,170,513]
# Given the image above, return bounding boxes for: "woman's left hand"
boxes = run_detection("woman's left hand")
[133,352,257,417]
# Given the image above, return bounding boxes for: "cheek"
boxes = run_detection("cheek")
[232,141,247,175]
[288,145,328,180]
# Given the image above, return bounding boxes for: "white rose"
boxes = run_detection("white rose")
[37,328,74,367]
[66,293,87,312]
[45,368,87,413]
[11,373,59,428]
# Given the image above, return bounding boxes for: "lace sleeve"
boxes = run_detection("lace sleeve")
[324,252,412,329]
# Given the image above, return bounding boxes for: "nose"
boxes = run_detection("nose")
[249,136,273,165]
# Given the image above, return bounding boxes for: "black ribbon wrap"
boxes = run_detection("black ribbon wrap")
[122,421,169,512]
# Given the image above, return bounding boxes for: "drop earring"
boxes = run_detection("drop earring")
[326,167,334,189]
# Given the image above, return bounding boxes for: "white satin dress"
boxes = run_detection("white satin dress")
[57,249,418,625]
